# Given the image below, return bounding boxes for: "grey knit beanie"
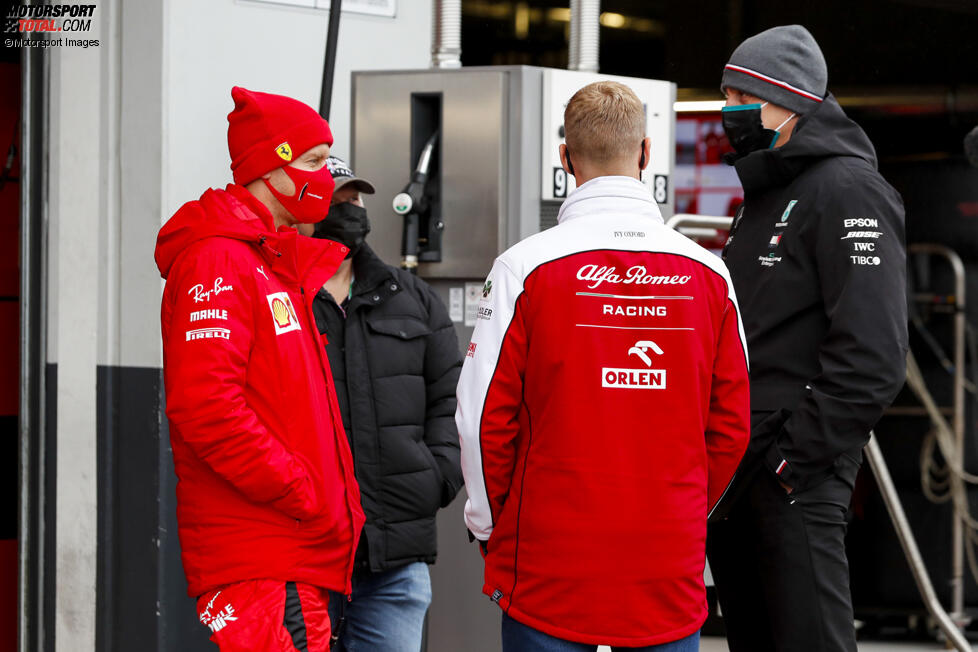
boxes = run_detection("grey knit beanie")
[721,25,827,114]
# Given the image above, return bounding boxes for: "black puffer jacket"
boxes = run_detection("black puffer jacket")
[722,94,908,492]
[312,244,463,572]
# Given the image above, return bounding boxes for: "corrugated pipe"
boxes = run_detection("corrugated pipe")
[432,0,461,68]
[569,0,600,73]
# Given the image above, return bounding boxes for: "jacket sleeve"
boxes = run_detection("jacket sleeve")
[766,173,908,491]
[418,279,464,507]
[163,245,322,520]
[455,260,526,541]
[706,294,751,515]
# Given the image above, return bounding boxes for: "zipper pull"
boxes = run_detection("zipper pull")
[722,205,745,260]
[731,204,746,231]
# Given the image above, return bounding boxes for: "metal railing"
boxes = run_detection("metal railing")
[907,243,969,628]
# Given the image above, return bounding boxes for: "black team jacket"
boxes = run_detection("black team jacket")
[312,243,463,572]
[722,93,908,492]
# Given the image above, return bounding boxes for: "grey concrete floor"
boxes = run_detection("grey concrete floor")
[596,638,972,651]
[698,636,969,651]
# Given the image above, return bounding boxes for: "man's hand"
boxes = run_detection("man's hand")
[779,480,794,495]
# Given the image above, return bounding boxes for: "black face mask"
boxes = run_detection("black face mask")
[314,201,371,258]
[721,103,793,163]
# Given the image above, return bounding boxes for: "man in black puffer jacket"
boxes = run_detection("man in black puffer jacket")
[706,25,908,652]
[300,157,462,652]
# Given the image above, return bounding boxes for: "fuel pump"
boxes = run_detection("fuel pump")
[393,130,441,271]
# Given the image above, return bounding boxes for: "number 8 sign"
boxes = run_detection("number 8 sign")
[653,174,669,204]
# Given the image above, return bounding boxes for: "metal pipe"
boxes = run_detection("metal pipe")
[865,434,973,651]
[908,243,968,624]
[416,132,437,175]
[19,42,50,652]
[568,1,580,71]
[431,0,461,69]
[568,0,600,73]
[35,46,50,652]
[18,43,33,652]
[676,227,720,240]
[319,0,343,119]
[665,214,734,231]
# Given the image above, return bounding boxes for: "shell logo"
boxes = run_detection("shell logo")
[271,297,292,328]
[265,292,302,335]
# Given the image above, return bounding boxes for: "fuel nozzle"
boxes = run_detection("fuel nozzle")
[394,130,440,271]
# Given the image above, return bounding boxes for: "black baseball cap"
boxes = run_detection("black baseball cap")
[325,156,376,194]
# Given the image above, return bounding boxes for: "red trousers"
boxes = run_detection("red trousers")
[197,579,331,651]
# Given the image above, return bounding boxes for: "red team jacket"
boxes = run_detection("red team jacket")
[456,176,751,646]
[155,184,365,598]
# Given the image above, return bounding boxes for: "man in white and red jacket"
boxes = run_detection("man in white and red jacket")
[456,81,751,651]
[155,87,365,651]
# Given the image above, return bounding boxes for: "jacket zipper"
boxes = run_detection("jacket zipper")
[258,238,359,589]
[334,295,357,467]
[722,205,746,261]
[301,285,361,592]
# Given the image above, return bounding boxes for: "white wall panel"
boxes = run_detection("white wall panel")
[165,0,430,217]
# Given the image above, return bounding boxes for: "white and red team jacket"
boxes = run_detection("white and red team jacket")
[456,176,751,647]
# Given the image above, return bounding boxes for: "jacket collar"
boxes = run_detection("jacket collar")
[312,244,403,311]
[732,93,878,193]
[215,186,347,294]
[351,244,396,296]
[556,176,664,225]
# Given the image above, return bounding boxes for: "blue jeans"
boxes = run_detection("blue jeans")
[501,613,700,652]
[328,561,431,652]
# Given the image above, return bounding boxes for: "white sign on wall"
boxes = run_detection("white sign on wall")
[464,283,482,327]
[541,69,676,215]
[449,287,464,323]
[246,0,396,18]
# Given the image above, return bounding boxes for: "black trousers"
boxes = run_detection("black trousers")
[707,464,857,652]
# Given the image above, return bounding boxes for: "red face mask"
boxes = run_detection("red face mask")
[263,164,335,224]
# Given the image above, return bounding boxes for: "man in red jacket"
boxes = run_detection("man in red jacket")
[155,87,365,651]
[456,81,751,651]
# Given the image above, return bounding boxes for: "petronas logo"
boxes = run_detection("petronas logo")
[781,200,798,222]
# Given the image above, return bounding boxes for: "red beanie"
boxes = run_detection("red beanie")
[226,86,334,185]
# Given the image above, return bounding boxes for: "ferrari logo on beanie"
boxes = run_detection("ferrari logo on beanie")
[275,142,293,162]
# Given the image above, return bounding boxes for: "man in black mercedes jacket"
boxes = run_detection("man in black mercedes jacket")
[706,25,908,652]
[299,157,463,651]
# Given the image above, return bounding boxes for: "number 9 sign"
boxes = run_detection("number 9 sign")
[553,167,567,199]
